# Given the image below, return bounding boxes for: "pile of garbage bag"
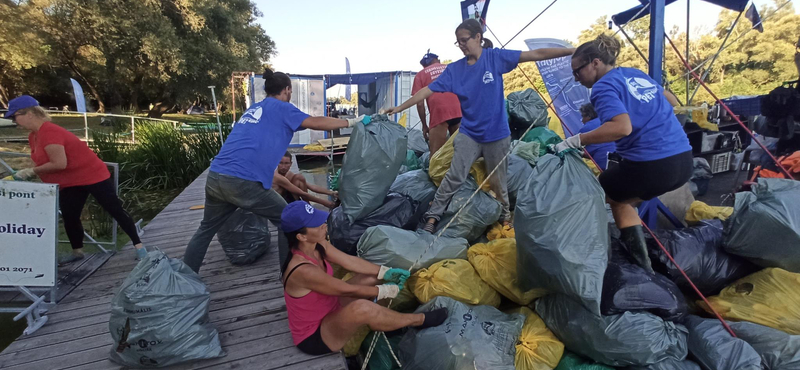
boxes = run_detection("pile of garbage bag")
[646,220,757,296]
[433,179,502,242]
[521,127,562,156]
[428,130,491,191]
[535,294,688,367]
[398,296,524,370]
[356,225,469,272]
[507,88,549,140]
[409,259,501,307]
[407,128,429,155]
[217,209,270,265]
[729,321,800,369]
[329,193,418,255]
[684,200,733,225]
[684,315,762,370]
[109,251,225,367]
[516,152,608,314]
[723,178,800,272]
[507,307,564,370]
[339,114,407,223]
[468,239,545,305]
[699,267,800,335]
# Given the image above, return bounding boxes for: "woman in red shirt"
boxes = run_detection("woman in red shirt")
[6,96,146,264]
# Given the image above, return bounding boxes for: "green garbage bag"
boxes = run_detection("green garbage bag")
[389,170,437,204]
[507,153,533,208]
[536,294,688,367]
[521,127,562,156]
[330,168,341,191]
[360,332,403,370]
[339,114,408,223]
[357,225,469,272]
[513,141,541,166]
[723,178,800,272]
[404,149,421,171]
[508,88,549,128]
[555,352,614,370]
[109,251,225,367]
[516,152,608,315]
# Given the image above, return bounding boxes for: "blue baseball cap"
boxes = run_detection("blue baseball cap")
[5,95,40,118]
[420,50,438,67]
[281,201,330,232]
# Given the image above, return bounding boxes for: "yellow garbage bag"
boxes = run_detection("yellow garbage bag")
[685,200,733,225]
[343,325,370,356]
[428,130,491,191]
[303,143,326,151]
[468,239,546,305]
[398,112,408,127]
[409,259,501,307]
[583,158,601,176]
[487,223,515,240]
[507,307,565,370]
[699,268,800,334]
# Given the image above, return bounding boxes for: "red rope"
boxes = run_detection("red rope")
[664,34,793,180]
[516,65,738,337]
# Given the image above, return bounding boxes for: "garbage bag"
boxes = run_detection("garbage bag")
[535,294,688,367]
[389,169,437,205]
[109,250,225,367]
[217,209,270,265]
[357,225,469,273]
[468,239,546,305]
[690,158,713,196]
[514,141,541,166]
[419,151,431,171]
[684,200,733,225]
[407,128,429,154]
[555,352,614,370]
[508,89,549,127]
[507,307,564,370]
[684,315,762,370]
[699,268,800,335]
[646,220,758,296]
[507,153,534,207]
[724,178,800,272]
[330,168,341,191]
[729,321,800,370]
[402,149,421,172]
[428,130,491,191]
[390,285,420,313]
[486,222,515,240]
[516,152,609,315]
[343,325,370,357]
[398,296,525,370]
[409,259,501,307]
[521,127,562,156]
[328,193,417,255]
[339,114,408,223]
[434,178,502,242]
[361,332,403,370]
[602,245,688,321]
[627,359,702,370]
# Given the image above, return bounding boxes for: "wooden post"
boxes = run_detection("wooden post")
[83,113,89,141]
[130,116,135,143]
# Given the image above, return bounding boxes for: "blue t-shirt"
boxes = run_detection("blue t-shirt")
[210,98,309,189]
[590,67,691,162]
[428,48,520,143]
[579,118,616,170]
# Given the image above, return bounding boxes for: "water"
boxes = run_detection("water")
[0,310,28,352]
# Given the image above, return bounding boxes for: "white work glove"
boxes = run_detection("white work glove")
[554,134,583,153]
[376,284,400,300]
[13,168,37,181]
[346,115,372,127]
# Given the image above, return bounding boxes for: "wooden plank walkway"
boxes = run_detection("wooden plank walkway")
[0,170,348,370]
[0,252,112,304]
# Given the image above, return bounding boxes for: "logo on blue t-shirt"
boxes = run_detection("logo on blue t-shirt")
[625,77,658,103]
[482,71,494,84]
[238,106,263,124]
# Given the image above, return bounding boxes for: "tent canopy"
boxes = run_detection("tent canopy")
[612,0,749,26]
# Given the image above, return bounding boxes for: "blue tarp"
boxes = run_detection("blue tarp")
[612,0,749,26]
[325,71,416,88]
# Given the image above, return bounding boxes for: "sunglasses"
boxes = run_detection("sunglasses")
[9,112,25,122]
[572,61,591,78]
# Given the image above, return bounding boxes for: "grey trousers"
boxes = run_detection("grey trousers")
[426,134,511,222]
[183,171,289,273]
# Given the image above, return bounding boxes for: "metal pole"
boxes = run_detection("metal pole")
[686,0,690,103]
[130,116,135,143]
[83,112,88,141]
[209,86,224,143]
[648,0,666,84]
[231,77,237,123]
[687,10,744,104]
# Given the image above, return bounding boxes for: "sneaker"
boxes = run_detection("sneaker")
[135,247,148,260]
[422,221,436,234]
[58,253,85,266]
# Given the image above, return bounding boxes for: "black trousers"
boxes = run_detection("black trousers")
[59,177,141,250]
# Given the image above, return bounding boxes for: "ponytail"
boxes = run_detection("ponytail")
[574,34,621,66]
[263,68,292,97]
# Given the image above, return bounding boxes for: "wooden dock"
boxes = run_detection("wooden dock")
[0,170,348,370]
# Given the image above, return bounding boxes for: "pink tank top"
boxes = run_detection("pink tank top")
[284,249,341,344]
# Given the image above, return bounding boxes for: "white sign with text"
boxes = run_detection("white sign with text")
[0,180,58,287]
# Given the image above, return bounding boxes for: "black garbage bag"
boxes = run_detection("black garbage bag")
[398,296,525,370]
[646,220,758,296]
[389,170,437,205]
[419,151,431,171]
[329,193,418,255]
[109,250,225,367]
[217,209,270,265]
[507,88,549,140]
[729,321,800,370]
[361,332,403,370]
[724,178,800,272]
[602,240,687,321]
[684,315,762,370]
[339,114,408,223]
[516,152,609,315]
[536,294,688,367]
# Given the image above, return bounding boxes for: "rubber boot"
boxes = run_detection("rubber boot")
[620,225,655,274]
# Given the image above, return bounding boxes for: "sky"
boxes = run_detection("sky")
[253,0,758,95]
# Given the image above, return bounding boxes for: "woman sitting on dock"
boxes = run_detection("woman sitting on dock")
[280,201,447,355]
